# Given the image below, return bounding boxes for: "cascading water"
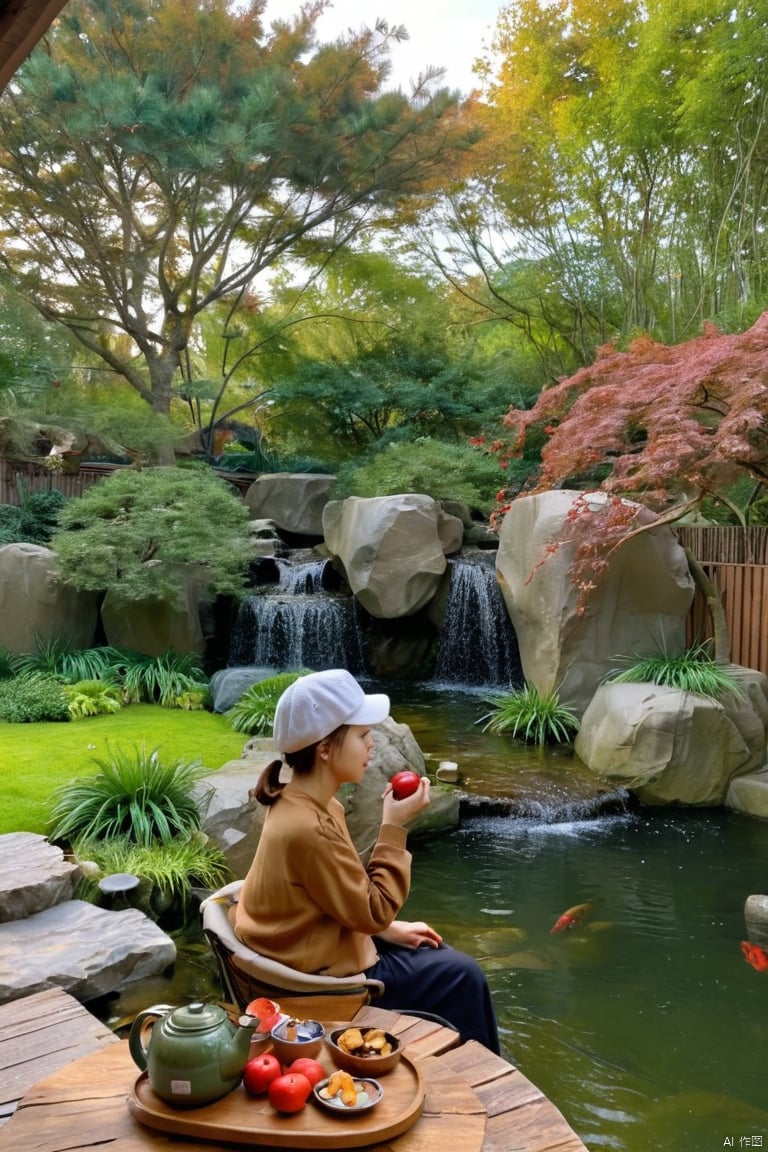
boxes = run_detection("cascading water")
[432,554,524,688]
[230,560,367,673]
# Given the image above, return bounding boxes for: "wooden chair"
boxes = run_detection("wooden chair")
[201,881,385,1022]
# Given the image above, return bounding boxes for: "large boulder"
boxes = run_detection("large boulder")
[209,666,277,713]
[0,833,78,922]
[496,491,694,713]
[575,672,768,805]
[199,719,459,877]
[244,474,335,538]
[323,494,463,619]
[100,569,206,656]
[0,543,98,653]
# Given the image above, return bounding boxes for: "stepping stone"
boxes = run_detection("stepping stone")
[0,833,77,923]
[0,900,176,1005]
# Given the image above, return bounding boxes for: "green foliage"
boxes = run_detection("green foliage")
[605,641,742,701]
[48,743,213,847]
[10,638,123,683]
[63,679,123,719]
[51,466,252,603]
[72,834,232,909]
[330,438,504,515]
[116,649,209,708]
[0,647,16,680]
[0,486,68,545]
[0,674,70,723]
[226,670,310,735]
[479,685,579,746]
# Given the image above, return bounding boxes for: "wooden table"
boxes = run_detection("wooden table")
[0,1000,588,1151]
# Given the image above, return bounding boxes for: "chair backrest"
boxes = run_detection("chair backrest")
[201,882,384,1021]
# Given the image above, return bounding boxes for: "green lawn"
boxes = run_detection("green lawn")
[0,705,247,836]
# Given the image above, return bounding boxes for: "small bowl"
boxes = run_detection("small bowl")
[313,1076,383,1115]
[269,1017,325,1064]
[326,1026,401,1077]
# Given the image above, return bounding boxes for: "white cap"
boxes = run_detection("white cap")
[272,669,390,754]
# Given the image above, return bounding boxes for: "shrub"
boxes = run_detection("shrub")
[0,486,68,546]
[12,638,124,683]
[604,641,743,700]
[226,670,310,735]
[48,743,213,846]
[115,648,209,708]
[0,674,70,723]
[479,685,579,746]
[330,438,504,516]
[63,679,123,719]
[72,834,232,911]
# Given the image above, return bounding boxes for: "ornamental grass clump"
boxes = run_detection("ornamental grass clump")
[478,685,580,746]
[604,641,742,701]
[226,669,310,735]
[48,743,212,847]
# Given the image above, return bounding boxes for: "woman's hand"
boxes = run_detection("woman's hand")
[381,775,431,826]
[377,919,443,949]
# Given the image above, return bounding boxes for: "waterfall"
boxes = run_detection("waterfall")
[276,559,328,594]
[230,568,366,673]
[433,555,523,688]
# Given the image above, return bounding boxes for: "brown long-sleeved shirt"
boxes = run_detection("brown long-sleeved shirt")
[234,788,411,976]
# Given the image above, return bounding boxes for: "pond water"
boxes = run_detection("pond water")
[100,684,768,1151]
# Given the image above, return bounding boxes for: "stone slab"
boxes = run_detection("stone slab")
[0,833,78,923]
[0,900,176,1005]
[726,769,768,820]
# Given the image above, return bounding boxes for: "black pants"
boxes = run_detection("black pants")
[366,939,501,1055]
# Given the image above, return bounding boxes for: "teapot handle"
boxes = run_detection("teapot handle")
[128,1003,177,1071]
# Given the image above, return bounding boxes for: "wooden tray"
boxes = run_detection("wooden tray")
[128,1053,425,1149]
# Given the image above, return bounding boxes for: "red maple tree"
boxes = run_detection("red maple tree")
[493,312,768,648]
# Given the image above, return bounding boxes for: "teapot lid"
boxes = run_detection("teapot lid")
[165,1002,228,1033]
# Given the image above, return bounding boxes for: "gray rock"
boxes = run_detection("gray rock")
[0,833,78,923]
[727,769,768,820]
[100,567,207,656]
[575,678,767,805]
[744,894,768,948]
[244,474,335,538]
[323,494,463,619]
[209,666,278,713]
[0,543,98,653]
[496,490,694,714]
[0,900,176,1005]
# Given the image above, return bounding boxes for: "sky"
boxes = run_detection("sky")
[263,0,504,96]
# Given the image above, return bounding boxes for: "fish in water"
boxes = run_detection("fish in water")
[741,940,768,971]
[550,901,593,933]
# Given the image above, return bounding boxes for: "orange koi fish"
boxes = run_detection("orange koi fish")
[550,901,593,934]
[741,940,768,972]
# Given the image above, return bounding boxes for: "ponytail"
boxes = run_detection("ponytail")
[252,759,284,806]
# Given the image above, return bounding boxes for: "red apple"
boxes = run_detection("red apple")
[390,769,421,800]
[242,1052,282,1096]
[285,1057,326,1087]
[268,1072,313,1113]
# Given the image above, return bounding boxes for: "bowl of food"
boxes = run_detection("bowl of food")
[326,1026,401,1076]
[313,1071,383,1115]
[269,1017,325,1064]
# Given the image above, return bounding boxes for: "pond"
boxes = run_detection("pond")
[99,684,768,1151]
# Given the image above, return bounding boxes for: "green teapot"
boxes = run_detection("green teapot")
[129,1001,258,1107]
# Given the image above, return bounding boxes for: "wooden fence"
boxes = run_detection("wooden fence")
[676,526,768,674]
[3,460,768,675]
[0,457,256,504]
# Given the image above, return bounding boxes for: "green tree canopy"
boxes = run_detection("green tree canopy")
[51,466,252,603]
[0,0,478,448]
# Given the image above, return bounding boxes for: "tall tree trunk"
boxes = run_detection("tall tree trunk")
[684,547,731,665]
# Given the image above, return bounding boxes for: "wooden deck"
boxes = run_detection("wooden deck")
[0,990,588,1151]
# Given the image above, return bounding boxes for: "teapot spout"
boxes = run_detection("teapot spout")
[220,1014,259,1081]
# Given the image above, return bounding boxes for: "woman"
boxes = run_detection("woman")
[233,668,500,1053]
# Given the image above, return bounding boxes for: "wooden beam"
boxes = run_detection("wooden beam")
[0,0,68,96]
